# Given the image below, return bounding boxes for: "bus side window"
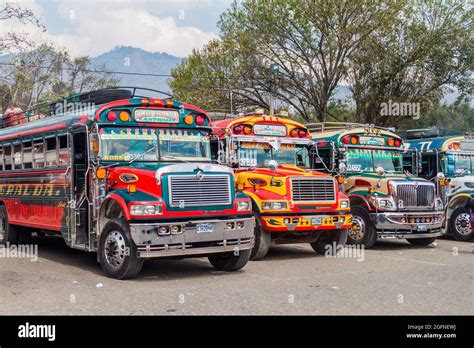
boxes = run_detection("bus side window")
[23,140,33,169]
[4,144,12,170]
[33,139,45,168]
[313,148,331,171]
[45,137,58,167]
[419,154,437,179]
[13,143,21,170]
[58,135,70,166]
[0,146,3,171]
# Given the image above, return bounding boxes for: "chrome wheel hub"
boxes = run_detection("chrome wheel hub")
[349,216,365,241]
[104,230,127,268]
[454,213,471,236]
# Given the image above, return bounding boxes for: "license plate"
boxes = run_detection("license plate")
[311,217,322,225]
[197,223,214,233]
[417,225,427,232]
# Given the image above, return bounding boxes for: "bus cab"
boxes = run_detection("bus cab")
[308,122,445,248]
[401,128,474,241]
[211,111,352,260]
[0,88,254,279]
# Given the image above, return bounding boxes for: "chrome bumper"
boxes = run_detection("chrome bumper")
[129,217,255,258]
[370,211,445,239]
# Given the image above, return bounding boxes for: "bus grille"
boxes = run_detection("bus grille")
[394,183,435,208]
[291,178,336,202]
[168,174,232,208]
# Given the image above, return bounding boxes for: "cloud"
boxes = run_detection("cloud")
[1,0,218,57]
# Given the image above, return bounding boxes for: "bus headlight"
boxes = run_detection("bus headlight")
[368,195,397,211]
[237,200,251,212]
[262,201,287,210]
[130,204,163,215]
[339,199,350,209]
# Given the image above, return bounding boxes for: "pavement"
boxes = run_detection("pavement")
[0,235,472,315]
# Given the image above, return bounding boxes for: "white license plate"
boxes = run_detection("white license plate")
[197,223,214,233]
[311,217,322,225]
[417,225,427,231]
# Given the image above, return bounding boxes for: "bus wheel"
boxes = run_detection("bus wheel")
[0,205,19,245]
[347,206,377,248]
[98,219,144,279]
[208,249,251,271]
[449,207,474,242]
[407,238,436,246]
[311,228,348,255]
[250,213,271,260]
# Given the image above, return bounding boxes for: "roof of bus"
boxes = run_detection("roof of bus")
[310,126,402,145]
[0,97,209,142]
[212,114,307,137]
[404,135,469,151]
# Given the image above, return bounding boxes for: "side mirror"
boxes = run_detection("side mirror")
[376,166,385,176]
[268,160,278,171]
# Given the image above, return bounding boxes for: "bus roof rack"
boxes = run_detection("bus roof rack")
[1,86,173,128]
[306,122,395,133]
[398,127,466,139]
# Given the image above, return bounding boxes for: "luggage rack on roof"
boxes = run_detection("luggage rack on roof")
[0,86,173,128]
[398,127,467,139]
[306,122,395,134]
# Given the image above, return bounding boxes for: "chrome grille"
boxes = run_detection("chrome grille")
[291,178,336,202]
[395,183,435,208]
[168,174,232,207]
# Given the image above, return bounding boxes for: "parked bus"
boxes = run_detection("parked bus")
[400,127,474,241]
[0,88,254,279]
[211,110,352,260]
[308,122,445,248]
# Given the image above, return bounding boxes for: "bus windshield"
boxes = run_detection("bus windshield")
[237,141,309,168]
[443,153,474,176]
[347,148,403,173]
[100,127,210,162]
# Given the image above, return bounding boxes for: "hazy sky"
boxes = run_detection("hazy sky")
[3,0,234,57]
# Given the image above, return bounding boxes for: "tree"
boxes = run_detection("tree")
[0,43,118,111]
[0,1,44,53]
[348,0,473,127]
[170,0,404,121]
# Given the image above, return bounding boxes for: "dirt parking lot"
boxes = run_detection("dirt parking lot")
[0,235,472,315]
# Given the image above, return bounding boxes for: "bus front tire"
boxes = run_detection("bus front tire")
[98,218,144,279]
[449,207,474,242]
[311,228,348,255]
[347,206,377,248]
[0,205,19,245]
[407,237,436,247]
[250,214,271,260]
[208,249,251,271]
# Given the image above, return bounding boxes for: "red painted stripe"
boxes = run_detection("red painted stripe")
[0,123,68,141]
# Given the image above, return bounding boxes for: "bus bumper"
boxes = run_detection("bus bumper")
[260,213,352,232]
[129,217,255,258]
[370,211,444,239]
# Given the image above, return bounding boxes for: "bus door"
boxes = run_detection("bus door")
[70,129,90,249]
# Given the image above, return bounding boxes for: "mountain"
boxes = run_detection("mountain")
[91,46,181,94]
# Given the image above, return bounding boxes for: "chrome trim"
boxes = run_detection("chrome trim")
[291,177,336,203]
[370,211,444,232]
[168,174,232,207]
[391,180,436,209]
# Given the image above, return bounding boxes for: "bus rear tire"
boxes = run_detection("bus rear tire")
[98,218,144,279]
[0,205,19,245]
[208,249,251,271]
[449,207,474,242]
[347,206,377,248]
[407,237,436,247]
[311,228,348,255]
[250,214,271,260]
